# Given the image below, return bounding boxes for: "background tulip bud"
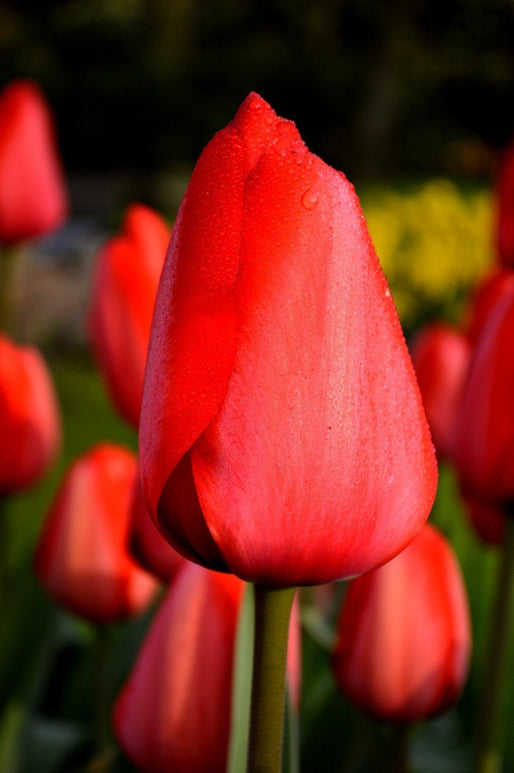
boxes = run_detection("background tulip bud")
[0,80,67,244]
[128,470,186,583]
[461,492,505,547]
[113,563,243,773]
[332,523,471,722]
[0,333,61,494]
[34,443,158,623]
[465,268,514,345]
[140,92,437,588]
[88,203,170,427]
[496,141,514,267]
[410,322,471,461]
[455,274,514,504]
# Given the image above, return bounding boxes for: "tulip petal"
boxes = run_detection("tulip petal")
[140,94,283,522]
[190,141,436,586]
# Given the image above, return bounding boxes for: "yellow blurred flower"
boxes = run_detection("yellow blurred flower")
[360,179,494,327]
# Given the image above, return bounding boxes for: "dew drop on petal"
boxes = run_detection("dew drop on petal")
[301,188,319,210]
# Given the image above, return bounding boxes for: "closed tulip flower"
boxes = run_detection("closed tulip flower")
[129,471,186,583]
[461,493,505,547]
[332,523,471,722]
[140,92,437,588]
[455,274,514,503]
[0,333,60,494]
[113,563,243,773]
[88,204,170,427]
[113,563,301,773]
[465,268,514,345]
[34,443,158,623]
[496,141,514,267]
[410,323,471,460]
[0,80,67,244]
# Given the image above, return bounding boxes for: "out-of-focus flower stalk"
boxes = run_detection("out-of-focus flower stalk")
[474,516,514,773]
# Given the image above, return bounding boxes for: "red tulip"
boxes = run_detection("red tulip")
[88,204,170,427]
[34,443,158,623]
[139,92,437,588]
[0,80,67,244]
[455,274,514,503]
[461,492,505,547]
[410,323,471,461]
[113,564,301,773]
[0,333,61,494]
[332,523,471,723]
[113,563,243,773]
[496,141,514,267]
[465,268,514,345]
[129,471,186,583]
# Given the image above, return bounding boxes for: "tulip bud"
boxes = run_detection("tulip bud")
[128,470,186,583]
[332,524,471,722]
[0,333,60,493]
[34,443,158,623]
[465,268,514,345]
[88,204,170,427]
[455,273,514,504]
[461,492,505,547]
[140,92,437,588]
[410,323,471,461]
[113,564,302,773]
[0,80,67,244]
[113,564,243,773]
[496,141,514,267]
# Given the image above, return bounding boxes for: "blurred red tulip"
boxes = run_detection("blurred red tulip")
[88,204,170,427]
[34,443,158,623]
[129,470,186,583]
[496,141,514,267]
[461,492,505,547]
[465,268,514,345]
[0,80,67,244]
[113,564,301,773]
[410,323,471,460]
[113,563,243,773]
[332,523,471,723]
[0,333,60,494]
[139,91,437,588]
[455,275,514,504]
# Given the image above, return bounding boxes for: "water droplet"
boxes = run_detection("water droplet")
[301,188,319,210]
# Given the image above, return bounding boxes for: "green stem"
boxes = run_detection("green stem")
[389,723,411,773]
[0,497,8,607]
[92,624,112,755]
[474,515,514,773]
[0,246,16,333]
[247,585,296,773]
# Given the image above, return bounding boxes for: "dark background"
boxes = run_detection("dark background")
[1,0,513,183]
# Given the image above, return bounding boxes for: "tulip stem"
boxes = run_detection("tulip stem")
[0,497,8,606]
[0,246,16,332]
[247,585,296,773]
[389,723,411,773]
[474,514,514,773]
[92,624,112,755]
